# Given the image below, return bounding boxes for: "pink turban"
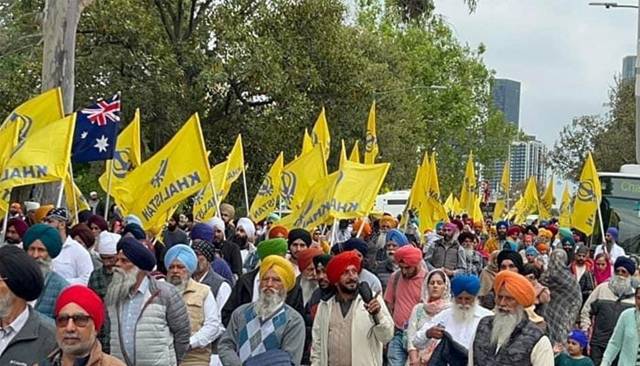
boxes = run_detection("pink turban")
[394,246,423,267]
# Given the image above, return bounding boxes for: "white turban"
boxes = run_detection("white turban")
[205,216,226,240]
[98,232,121,255]
[237,217,255,241]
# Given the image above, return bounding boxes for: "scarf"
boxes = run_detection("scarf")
[418,269,451,364]
[594,256,612,285]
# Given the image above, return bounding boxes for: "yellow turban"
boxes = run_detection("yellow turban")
[259,255,295,292]
[493,270,536,307]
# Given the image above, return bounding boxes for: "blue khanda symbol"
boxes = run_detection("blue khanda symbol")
[258,176,274,197]
[281,171,297,204]
[577,179,596,203]
[112,148,133,179]
[7,113,33,158]
[151,159,169,188]
[365,132,376,153]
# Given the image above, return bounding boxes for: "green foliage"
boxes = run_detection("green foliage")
[0,0,514,211]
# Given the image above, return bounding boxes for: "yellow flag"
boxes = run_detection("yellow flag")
[1,88,64,129]
[558,184,573,228]
[426,153,448,226]
[99,109,142,195]
[538,177,555,220]
[311,107,330,159]
[349,141,361,163]
[459,153,477,215]
[278,160,389,230]
[339,140,348,170]
[113,114,209,229]
[249,152,284,222]
[453,196,461,215]
[302,129,313,155]
[64,172,91,223]
[192,135,245,221]
[364,101,378,164]
[443,193,454,215]
[0,119,20,169]
[492,160,510,220]
[148,206,179,237]
[571,153,601,235]
[514,177,539,224]
[473,195,484,222]
[0,114,76,207]
[282,144,327,210]
[404,153,430,227]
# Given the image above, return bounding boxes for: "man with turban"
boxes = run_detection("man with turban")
[206,217,243,279]
[23,223,69,319]
[162,212,189,249]
[219,255,305,365]
[310,251,394,366]
[570,244,596,304]
[469,271,554,365]
[580,256,637,364]
[375,228,408,289]
[191,239,233,311]
[335,238,383,294]
[189,225,234,284]
[304,254,334,341]
[595,227,626,266]
[296,247,323,306]
[221,238,304,326]
[232,217,256,269]
[288,228,312,273]
[3,217,28,247]
[45,208,94,285]
[425,222,467,277]
[384,246,427,366]
[413,274,492,361]
[165,244,223,366]
[106,237,190,366]
[268,224,289,239]
[220,202,236,240]
[0,246,57,364]
[44,285,125,365]
[484,221,508,253]
[498,249,524,273]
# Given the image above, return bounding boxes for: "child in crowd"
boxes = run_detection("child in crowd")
[554,329,594,366]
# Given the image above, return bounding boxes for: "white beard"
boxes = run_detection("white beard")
[452,301,476,323]
[106,267,140,306]
[490,308,524,348]
[300,277,318,305]
[255,288,285,320]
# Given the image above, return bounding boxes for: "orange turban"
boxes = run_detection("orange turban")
[326,251,361,285]
[268,225,289,239]
[379,216,398,229]
[536,243,549,253]
[34,205,54,223]
[297,247,323,272]
[493,270,536,307]
[353,219,372,238]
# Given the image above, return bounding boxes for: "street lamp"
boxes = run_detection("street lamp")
[589,1,640,164]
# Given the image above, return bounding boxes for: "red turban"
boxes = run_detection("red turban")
[493,270,536,307]
[269,225,289,239]
[55,285,104,331]
[297,247,324,272]
[7,218,28,238]
[326,251,361,284]
[547,225,558,237]
[394,246,423,267]
[507,225,521,237]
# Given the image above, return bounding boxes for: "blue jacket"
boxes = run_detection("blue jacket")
[35,271,69,319]
[602,307,640,366]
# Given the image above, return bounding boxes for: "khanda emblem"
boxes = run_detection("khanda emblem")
[258,176,274,197]
[151,159,169,188]
[577,179,596,203]
[111,148,133,179]
[365,132,376,153]
[6,113,33,158]
[281,171,297,204]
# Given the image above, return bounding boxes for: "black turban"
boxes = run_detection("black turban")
[0,246,44,301]
[288,228,312,247]
[117,237,156,271]
[497,249,524,273]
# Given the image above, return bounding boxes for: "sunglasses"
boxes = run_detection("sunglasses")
[55,314,91,328]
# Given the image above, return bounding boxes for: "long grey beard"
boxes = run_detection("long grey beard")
[609,275,632,297]
[490,309,524,348]
[255,289,285,320]
[452,301,476,323]
[375,233,387,250]
[300,277,318,305]
[106,267,140,306]
[36,257,52,278]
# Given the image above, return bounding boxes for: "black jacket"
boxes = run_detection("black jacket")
[0,307,57,365]
[221,268,304,326]
[215,240,243,276]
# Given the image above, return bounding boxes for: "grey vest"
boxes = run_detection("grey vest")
[200,269,228,298]
[431,240,460,270]
[472,316,543,366]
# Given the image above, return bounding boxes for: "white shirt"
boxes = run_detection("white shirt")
[189,287,225,348]
[595,243,626,267]
[413,304,493,351]
[52,236,94,285]
[216,282,232,310]
[0,306,30,356]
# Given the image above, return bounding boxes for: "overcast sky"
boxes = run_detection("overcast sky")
[434,0,637,148]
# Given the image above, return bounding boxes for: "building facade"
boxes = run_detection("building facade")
[491,78,521,127]
[622,55,636,81]
[488,136,547,199]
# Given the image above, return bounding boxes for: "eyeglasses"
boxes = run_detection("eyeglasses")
[55,314,91,328]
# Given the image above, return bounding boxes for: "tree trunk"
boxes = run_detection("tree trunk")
[14,0,92,205]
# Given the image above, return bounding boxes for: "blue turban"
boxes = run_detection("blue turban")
[568,329,589,349]
[607,227,619,241]
[496,221,508,230]
[341,238,368,257]
[525,246,539,257]
[435,221,445,231]
[190,223,214,242]
[614,256,636,275]
[451,274,481,297]
[387,229,409,247]
[122,223,146,240]
[164,244,197,274]
[117,237,156,271]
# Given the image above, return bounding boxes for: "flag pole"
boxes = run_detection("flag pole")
[596,198,606,245]
[69,164,79,224]
[104,163,113,220]
[208,171,222,220]
[1,191,10,242]
[241,164,250,216]
[56,179,65,207]
[329,217,338,247]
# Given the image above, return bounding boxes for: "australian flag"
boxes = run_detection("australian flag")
[71,94,121,163]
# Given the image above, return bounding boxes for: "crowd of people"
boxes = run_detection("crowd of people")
[0,199,639,366]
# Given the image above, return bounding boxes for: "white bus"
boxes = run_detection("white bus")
[374,190,410,218]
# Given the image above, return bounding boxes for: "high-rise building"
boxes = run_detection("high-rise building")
[488,135,546,200]
[622,55,636,81]
[491,78,521,127]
